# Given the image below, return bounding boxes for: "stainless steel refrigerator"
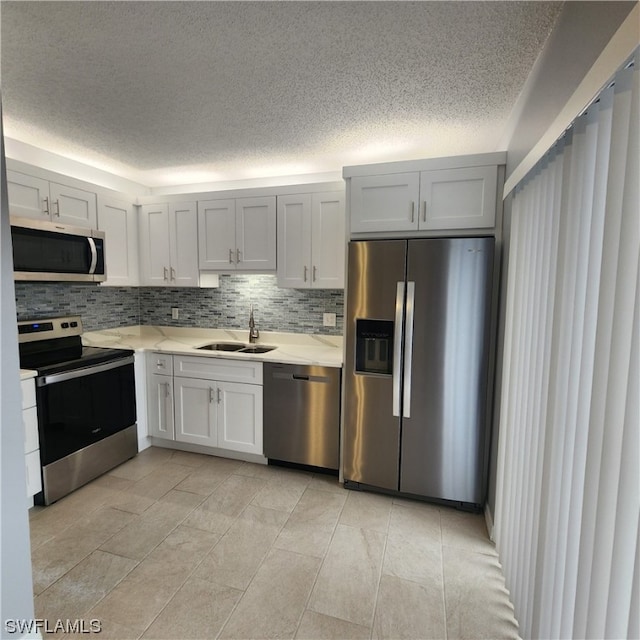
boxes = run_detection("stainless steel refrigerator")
[343,237,495,508]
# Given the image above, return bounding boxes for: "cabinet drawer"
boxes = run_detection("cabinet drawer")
[23,406,39,454]
[147,352,173,375]
[174,355,263,384]
[21,379,36,410]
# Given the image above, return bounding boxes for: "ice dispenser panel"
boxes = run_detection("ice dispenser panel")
[355,319,394,375]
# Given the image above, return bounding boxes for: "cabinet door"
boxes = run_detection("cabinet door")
[23,406,39,454]
[277,194,312,288]
[97,197,139,286]
[147,373,174,439]
[217,382,263,455]
[139,204,171,286]
[7,171,50,220]
[169,202,199,287]
[174,377,217,447]
[311,192,345,289]
[25,450,42,498]
[198,199,236,270]
[419,165,497,230]
[49,182,97,228]
[350,173,419,233]
[236,196,276,270]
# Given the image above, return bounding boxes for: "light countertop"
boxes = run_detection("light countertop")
[82,325,344,368]
[20,369,37,381]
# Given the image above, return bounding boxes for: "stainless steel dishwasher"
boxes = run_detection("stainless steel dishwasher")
[263,363,341,470]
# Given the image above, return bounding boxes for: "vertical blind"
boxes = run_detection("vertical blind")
[494,53,638,640]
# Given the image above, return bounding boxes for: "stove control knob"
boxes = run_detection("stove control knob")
[61,322,69,328]
[70,321,78,328]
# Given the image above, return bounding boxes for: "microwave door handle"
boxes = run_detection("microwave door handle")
[403,282,415,418]
[87,237,98,274]
[393,281,405,417]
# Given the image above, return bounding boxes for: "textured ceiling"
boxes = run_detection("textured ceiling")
[1,1,562,187]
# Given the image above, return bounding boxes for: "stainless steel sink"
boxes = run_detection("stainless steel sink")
[196,342,276,354]
[239,345,275,354]
[197,342,245,352]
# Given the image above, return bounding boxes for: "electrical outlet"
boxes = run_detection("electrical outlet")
[171,307,180,320]
[323,312,336,327]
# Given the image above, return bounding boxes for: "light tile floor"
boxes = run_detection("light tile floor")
[29,447,520,639]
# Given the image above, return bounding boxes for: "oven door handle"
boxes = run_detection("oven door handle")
[37,355,134,387]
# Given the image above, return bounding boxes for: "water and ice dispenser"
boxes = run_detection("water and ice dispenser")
[355,319,394,375]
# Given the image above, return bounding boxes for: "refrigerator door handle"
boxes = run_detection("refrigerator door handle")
[393,281,405,417]
[403,281,415,418]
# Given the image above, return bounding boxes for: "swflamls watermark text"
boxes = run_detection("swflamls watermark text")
[4,618,102,634]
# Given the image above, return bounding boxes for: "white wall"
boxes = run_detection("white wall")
[0,116,37,635]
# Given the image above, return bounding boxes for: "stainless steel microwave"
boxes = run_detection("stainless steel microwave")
[11,217,106,282]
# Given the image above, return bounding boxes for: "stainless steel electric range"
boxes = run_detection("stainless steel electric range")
[18,315,137,505]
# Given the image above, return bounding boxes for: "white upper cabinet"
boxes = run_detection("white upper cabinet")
[8,170,98,228]
[139,202,199,287]
[97,196,139,286]
[277,191,345,289]
[236,197,277,270]
[198,196,276,272]
[349,163,498,234]
[350,173,420,234]
[419,165,497,230]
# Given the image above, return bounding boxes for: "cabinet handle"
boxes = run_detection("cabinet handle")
[313,266,317,282]
[43,196,50,215]
[164,382,170,398]
[303,266,308,282]
[217,387,222,404]
[209,387,215,404]
[163,267,169,281]
[236,249,241,264]
[170,267,176,281]
[53,199,60,217]
[229,249,234,263]
[157,360,165,368]
[422,201,427,222]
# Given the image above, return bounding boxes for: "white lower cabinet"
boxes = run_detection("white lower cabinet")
[147,372,174,440]
[217,381,262,455]
[21,378,42,499]
[146,353,263,457]
[174,376,217,447]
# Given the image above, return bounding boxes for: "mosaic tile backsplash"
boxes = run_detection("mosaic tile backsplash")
[15,275,344,335]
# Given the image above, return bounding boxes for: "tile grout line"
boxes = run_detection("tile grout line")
[215,468,309,640]
[291,478,352,639]
[367,497,393,640]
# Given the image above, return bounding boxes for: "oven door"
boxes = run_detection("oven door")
[36,357,136,466]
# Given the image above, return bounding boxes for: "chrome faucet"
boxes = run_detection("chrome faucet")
[248,305,259,343]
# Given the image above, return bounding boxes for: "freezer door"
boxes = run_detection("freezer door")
[343,240,406,490]
[400,237,494,504]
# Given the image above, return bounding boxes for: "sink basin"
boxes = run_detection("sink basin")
[239,345,276,354]
[197,342,245,352]
[196,342,276,354]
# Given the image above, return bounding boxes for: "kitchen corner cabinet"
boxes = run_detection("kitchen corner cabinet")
[7,170,98,229]
[139,202,199,287]
[277,191,346,289]
[198,196,276,271]
[349,165,497,233]
[97,197,139,286]
[21,378,42,500]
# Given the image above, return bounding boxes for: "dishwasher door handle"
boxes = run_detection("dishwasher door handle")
[272,372,330,383]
